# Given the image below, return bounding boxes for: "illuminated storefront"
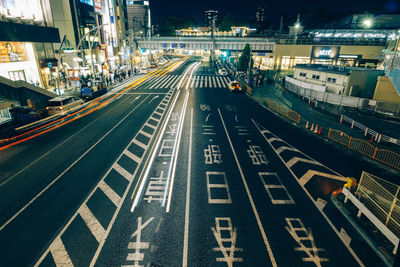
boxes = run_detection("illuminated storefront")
[0,42,41,84]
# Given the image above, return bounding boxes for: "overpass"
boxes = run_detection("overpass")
[137,36,275,53]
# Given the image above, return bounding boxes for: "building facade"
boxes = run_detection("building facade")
[126,0,150,37]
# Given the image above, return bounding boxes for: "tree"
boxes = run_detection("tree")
[157,16,196,36]
[238,44,253,71]
[219,12,235,32]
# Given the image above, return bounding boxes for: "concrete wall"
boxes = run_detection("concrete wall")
[49,0,76,48]
[347,70,384,98]
[373,76,400,103]
[293,68,349,94]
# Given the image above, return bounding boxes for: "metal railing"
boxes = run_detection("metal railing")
[264,98,301,123]
[340,115,400,146]
[285,77,400,117]
[356,172,400,242]
[328,129,400,169]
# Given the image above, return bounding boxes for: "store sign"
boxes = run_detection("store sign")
[180,43,185,48]
[311,46,340,60]
[80,0,94,6]
[0,42,27,63]
[162,43,167,48]
[94,0,102,13]
[171,43,177,48]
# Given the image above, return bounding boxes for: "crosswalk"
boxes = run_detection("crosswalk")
[144,75,232,89]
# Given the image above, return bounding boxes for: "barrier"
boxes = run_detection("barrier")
[264,98,301,124]
[328,128,400,169]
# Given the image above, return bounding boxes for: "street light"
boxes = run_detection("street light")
[362,18,372,39]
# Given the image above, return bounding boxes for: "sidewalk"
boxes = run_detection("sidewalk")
[251,81,400,153]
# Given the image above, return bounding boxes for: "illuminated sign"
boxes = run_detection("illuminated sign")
[94,0,102,13]
[0,42,27,63]
[171,43,177,48]
[179,43,185,48]
[311,46,340,60]
[162,43,167,48]
[80,0,94,6]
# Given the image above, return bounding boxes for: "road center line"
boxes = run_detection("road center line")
[217,108,277,267]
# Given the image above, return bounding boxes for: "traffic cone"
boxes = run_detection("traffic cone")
[305,121,309,129]
[314,125,318,133]
[310,123,314,131]
[318,127,322,135]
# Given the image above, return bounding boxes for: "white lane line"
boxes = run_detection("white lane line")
[79,204,106,243]
[0,95,150,231]
[132,138,148,150]
[48,238,73,267]
[218,109,277,267]
[251,119,365,267]
[182,108,193,267]
[99,180,121,207]
[113,163,134,181]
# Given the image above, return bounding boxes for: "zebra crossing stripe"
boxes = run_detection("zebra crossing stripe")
[170,76,181,89]
[158,75,174,88]
[164,75,178,88]
[147,76,163,89]
[200,78,203,88]
[212,77,217,87]
[149,76,168,89]
[195,76,200,87]
[49,238,73,266]
[190,77,195,88]
[216,77,222,87]
[79,204,106,243]
[222,77,230,88]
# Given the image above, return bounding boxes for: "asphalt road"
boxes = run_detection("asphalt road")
[0,61,388,266]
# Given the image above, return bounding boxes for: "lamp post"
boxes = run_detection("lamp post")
[362,18,372,39]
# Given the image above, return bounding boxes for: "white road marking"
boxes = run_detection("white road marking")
[143,171,167,203]
[148,95,159,103]
[79,204,106,243]
[211,217,243,266]
[113,163,134,182]
[218,109,277,266]
[132,138,148,150]
[205,113,211,122]
[182,108,193,267]
[252,119,365,266]
[125,217,154,266]
[139,130,153,139]
[48,238,73,267]
[98,180,121,207]
[286,157,322,168]
[259,172,295,204]
[0,95,150,231]
[124,150,143,164]
[216,77,222,88]
[207,171,232,204]
[212,76,217,87]
[299,170,346,186]
[275,146,300,154]
[285,218,328,266]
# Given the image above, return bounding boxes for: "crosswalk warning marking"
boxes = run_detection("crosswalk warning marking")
[124,150,142,164]
[99,180,121,207]
[139,129,152,139]
[79,204,106,243]
[285,218,328,266]
[299,170,346,186]
[132,138,149,150]
[49,237,73,266]
[170,76,181,89]
[164,75,178,88]
[158,75,175,88]
[211,217,243,266]
[286,157,322,169]
[150,75,169,89]
[148,76,164,89]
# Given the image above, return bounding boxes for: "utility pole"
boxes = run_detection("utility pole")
[205,10,218,68]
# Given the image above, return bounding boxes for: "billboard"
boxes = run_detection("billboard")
[311,46,340,60]
[0,42,27,63]
[80,0,94,6]
[94,0,102,13]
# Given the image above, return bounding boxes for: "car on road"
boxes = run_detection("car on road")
[149,62,157,68]
[140,66,148,74]
[46,96,84,115]
[229,81,242,93]
[219,68,228,76]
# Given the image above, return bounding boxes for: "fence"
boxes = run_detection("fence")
[328,129,400,169]
[264,98,301,123]
[341,114,400,146]
[285,77,400,117]
[356,171,400,241]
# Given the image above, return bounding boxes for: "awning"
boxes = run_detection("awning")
[0,21,60,43]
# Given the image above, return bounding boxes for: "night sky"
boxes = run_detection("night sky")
[150,0,399,25]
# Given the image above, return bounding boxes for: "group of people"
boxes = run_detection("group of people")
[79,66,141,89]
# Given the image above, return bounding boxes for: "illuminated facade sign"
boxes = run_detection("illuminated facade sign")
[0,42,27,63]
[0,0,43,21]
[94,0,102,13]
[311,46,340,60]
[80,0,94,6]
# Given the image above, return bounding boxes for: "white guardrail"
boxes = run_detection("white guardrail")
[340,115,400,146]
[342,187,400,254]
